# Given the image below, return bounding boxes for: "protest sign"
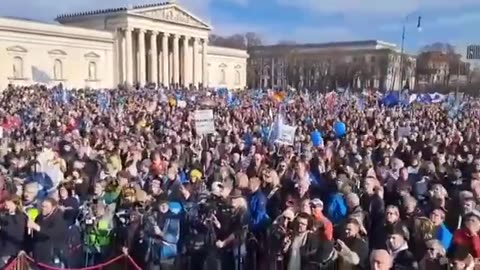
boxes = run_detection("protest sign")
[275,124,296,145]
[194,110,215,135]
[398,127,411,138]
[177,100,187,108]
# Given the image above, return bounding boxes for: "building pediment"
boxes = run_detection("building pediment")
[84,51,100,58]
[48,49,67,55]
[132,4,211,30]
[6,45,28,53]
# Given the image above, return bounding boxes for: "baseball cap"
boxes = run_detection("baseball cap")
[310,198,324,208]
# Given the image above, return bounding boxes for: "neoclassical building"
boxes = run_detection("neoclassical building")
[0,1,248,90]
[248,40,416,91]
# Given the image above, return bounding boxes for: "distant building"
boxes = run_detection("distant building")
[0,1,248,90]
[416,51,470,89]
[248,40,416,91]
[467,45,480,60]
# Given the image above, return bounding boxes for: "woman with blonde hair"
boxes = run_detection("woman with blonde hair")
[410,216,435,260]
[235,172,249,195]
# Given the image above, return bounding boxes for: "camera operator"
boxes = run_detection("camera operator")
[142,194,181,270]
[0,195,26,268]
[83,201,115,266]
[215,189,249,270]
[183,182,226,270]
[268,208,295,270]
[28,197,67,267]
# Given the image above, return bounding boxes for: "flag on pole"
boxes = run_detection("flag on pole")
[268,113,284,143]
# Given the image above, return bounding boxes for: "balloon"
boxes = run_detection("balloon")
[169,202,183,214]
[334,122,347,137]
[311,130,323,147]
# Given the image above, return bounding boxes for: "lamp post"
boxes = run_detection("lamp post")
[399,14,421,91]
[456,49,474,98]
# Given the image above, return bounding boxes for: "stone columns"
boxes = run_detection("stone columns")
[138,29,146,86]
[192,38,199,86]
[182,36,189,86]
[172,34,179,85]
[150,31,158,85]
[271,58,275,88]
[119,29,126,83]
[202,38,207,86]
[162,33,169,86]
[125,27,133,85]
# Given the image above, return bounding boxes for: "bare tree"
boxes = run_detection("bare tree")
[277,40,297,45]
[420,42,455,54]
[209,32,263,49]
[245,32,263,47]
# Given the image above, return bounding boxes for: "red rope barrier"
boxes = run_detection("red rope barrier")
[124,254,143,270]
[3,254,21,270]
[6,251,141,270]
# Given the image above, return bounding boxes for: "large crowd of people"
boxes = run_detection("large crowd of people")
[0,84,479,270]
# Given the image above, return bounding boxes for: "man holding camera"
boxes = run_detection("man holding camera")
[84,201,114,266]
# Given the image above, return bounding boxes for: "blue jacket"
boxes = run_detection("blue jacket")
[249,190,270,232]
[326,193,347,225]
[436,223,453,250]
[147,213,181,261]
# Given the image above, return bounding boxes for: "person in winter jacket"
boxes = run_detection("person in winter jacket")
[386,222,418,270]
[143,196,181,270]
[429,208,453,250]
[453,211,480,258]
[27,197,68,266]
[419,239,449,270]
[336,218,369,270]
[0,195,26,268]
[310,198,333,240]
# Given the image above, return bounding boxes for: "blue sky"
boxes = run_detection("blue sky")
[1,0,479,56]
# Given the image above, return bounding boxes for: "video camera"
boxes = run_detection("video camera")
[197,194,233,221]
[77,199,98,227]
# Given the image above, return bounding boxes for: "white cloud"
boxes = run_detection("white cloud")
[276,0,479,17]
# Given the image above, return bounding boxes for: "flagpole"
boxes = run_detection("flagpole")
[399,14,421,92]
[399,21,406,91]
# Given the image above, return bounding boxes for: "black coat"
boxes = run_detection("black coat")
[0,211,26,256]
[31,208,67,264]
[392,249,418,270]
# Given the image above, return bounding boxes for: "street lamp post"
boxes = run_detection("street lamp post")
[399,14,421,91]
[456,49,474,98]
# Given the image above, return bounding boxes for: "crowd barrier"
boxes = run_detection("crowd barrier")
[3,251,142,270]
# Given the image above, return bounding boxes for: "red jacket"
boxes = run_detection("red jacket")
[453,228,480,257]
[313,210,333,240]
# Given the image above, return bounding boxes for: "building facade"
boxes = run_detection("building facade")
[416,51,470,89]
[0,1,248,90]
[248,40,416,91]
